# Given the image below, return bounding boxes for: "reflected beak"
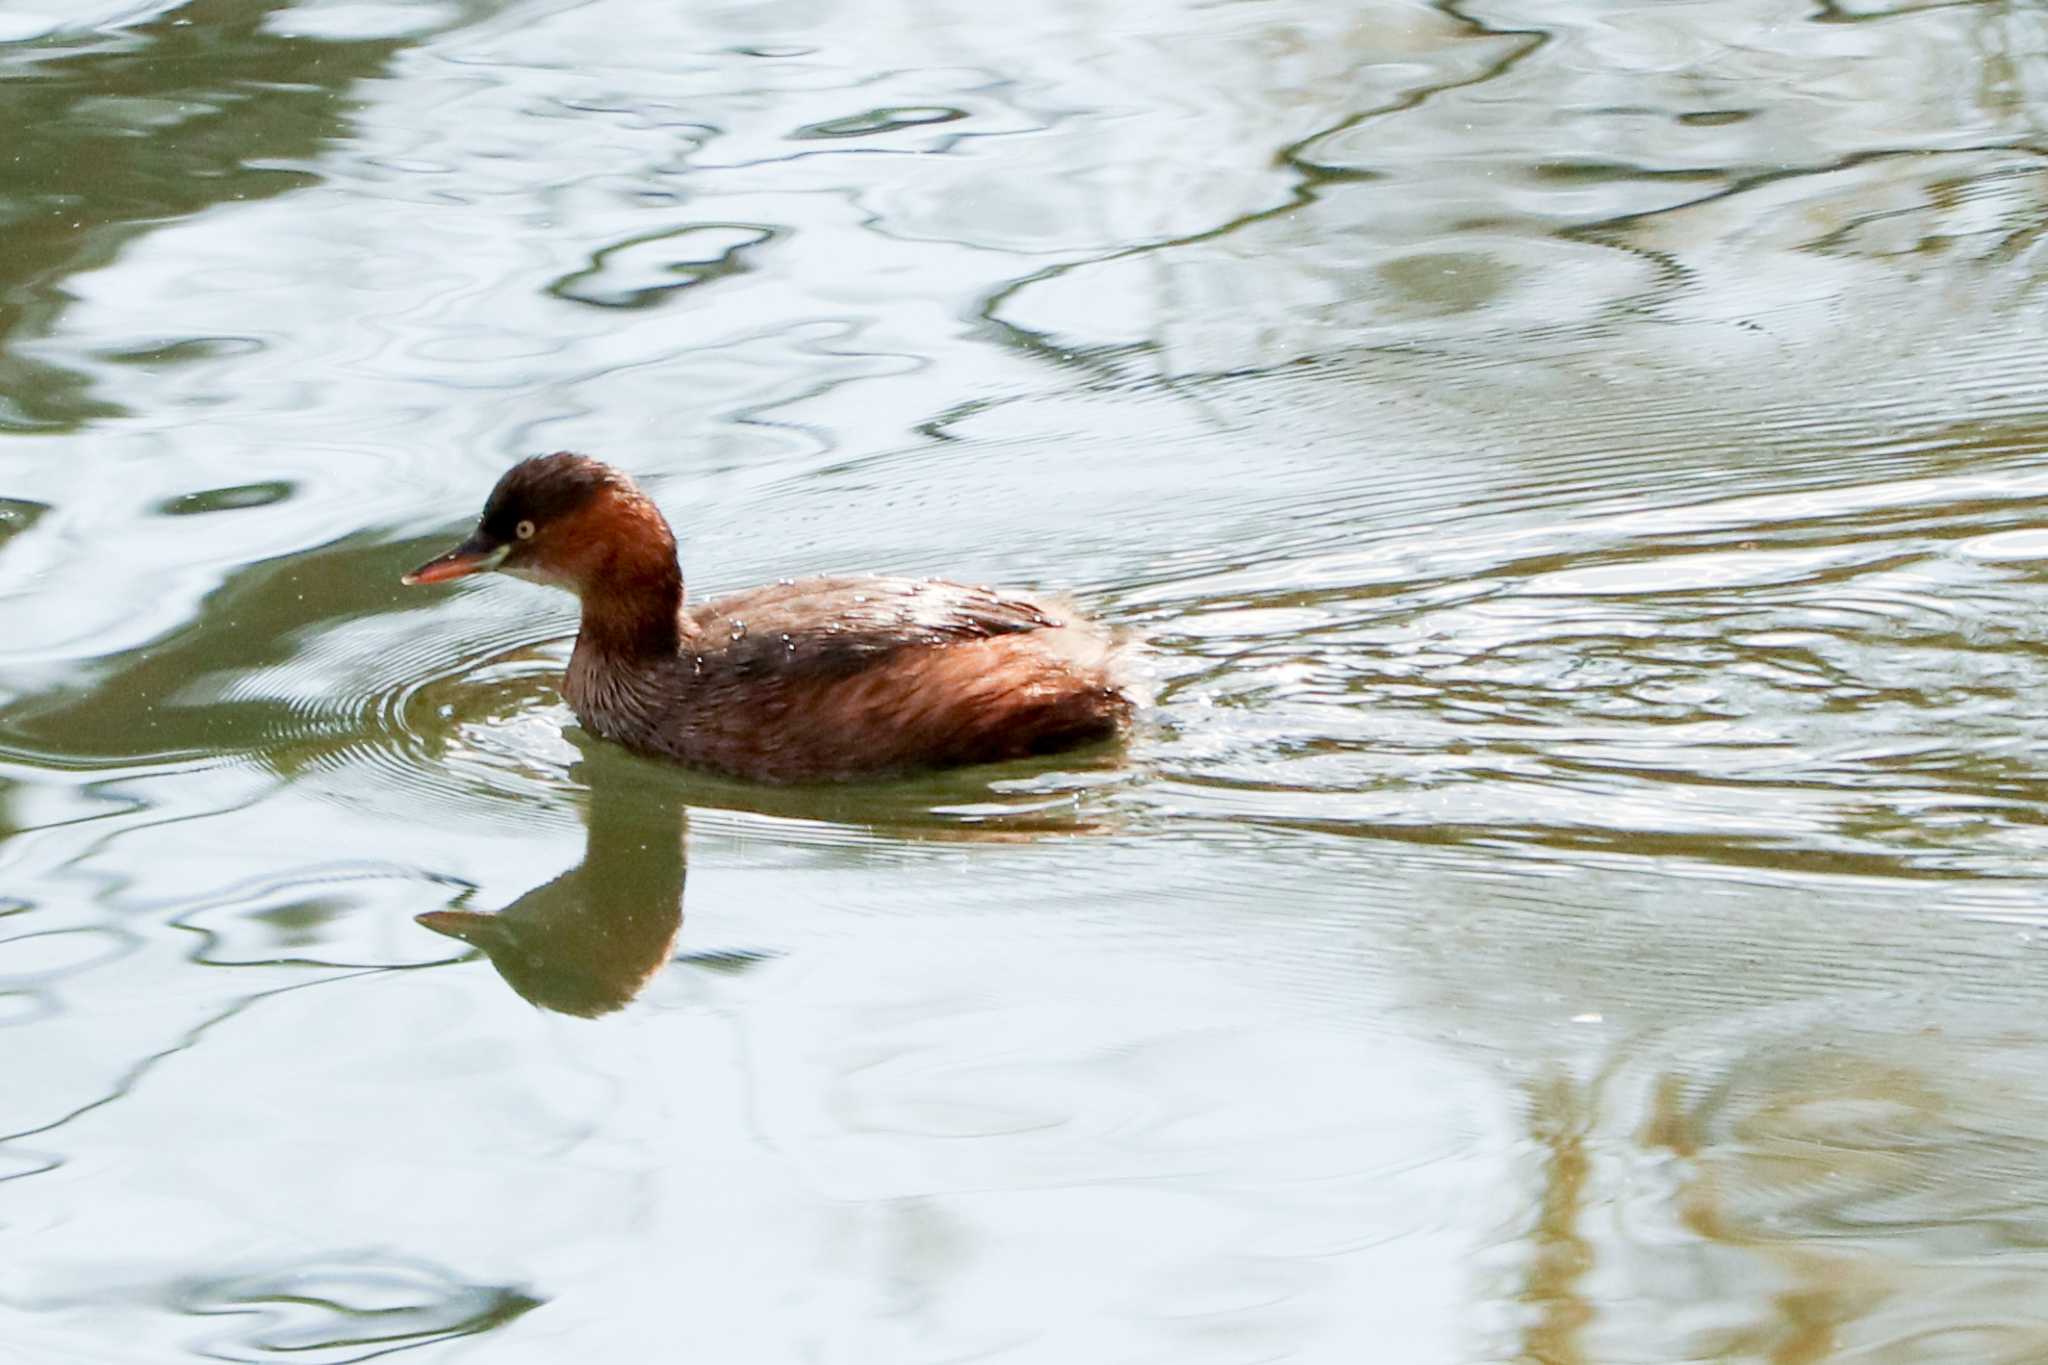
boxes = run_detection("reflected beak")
[416,909,498,944]
[402,532,508,586]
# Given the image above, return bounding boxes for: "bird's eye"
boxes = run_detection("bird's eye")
[515,519,536,541]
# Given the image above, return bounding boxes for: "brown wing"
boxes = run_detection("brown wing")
[682,576,1064,680]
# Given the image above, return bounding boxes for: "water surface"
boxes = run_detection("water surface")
[8,0,2048,1360]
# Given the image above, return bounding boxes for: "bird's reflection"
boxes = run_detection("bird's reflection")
[417,759,687,1018]
[413,739,1116,1015]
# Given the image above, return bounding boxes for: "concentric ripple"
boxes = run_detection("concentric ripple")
[217,611,584,832]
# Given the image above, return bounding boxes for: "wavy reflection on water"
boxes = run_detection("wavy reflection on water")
[0,0,418,430]
[7,0,2048,1359]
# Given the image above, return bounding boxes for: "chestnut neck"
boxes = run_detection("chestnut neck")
[571,525,684,664]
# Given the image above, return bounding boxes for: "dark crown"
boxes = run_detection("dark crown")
[480,452,632,539]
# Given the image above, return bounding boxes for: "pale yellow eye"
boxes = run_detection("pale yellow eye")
[516,519,536,541]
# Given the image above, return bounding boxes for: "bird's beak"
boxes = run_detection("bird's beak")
[402,532,508,586]
[416,909,499,944]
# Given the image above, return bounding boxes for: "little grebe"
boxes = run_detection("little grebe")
[403,453,1132,782]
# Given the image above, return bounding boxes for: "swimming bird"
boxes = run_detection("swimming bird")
[403,453,1131,782]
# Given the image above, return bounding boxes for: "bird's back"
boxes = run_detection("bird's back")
[574,576,1132,782]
